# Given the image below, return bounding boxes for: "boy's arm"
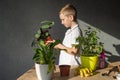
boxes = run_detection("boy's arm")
[46,40,79,55]
[54,43,78,55]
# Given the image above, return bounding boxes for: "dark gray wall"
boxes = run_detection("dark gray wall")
[0,0,120,80]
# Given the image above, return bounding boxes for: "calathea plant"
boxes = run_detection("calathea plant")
[31,20,60,73]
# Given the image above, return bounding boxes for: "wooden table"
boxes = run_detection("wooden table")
[17,61,120,80]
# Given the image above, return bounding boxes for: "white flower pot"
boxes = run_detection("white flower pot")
[116,74,120,80]
[35,63,53,80]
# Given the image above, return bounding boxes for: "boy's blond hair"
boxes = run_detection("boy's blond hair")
[59,4,77,21]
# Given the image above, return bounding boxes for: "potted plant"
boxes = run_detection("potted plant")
[75,27,104,71]
[31,20,60,80]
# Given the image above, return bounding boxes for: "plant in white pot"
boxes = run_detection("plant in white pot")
[31,20,60,80]
[75,27,104,71]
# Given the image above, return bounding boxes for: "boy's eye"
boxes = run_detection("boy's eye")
[61,19,63,21]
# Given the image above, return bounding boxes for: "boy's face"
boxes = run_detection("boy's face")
[59,13,73,28]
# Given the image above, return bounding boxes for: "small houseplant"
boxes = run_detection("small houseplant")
[31,20,60,80]
[75,27,104,71]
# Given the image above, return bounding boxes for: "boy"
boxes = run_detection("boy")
[54,4,82,65]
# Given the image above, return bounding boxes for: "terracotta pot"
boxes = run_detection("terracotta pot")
[59,65,71,76]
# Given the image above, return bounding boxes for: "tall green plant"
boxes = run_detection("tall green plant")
[75,27,103,56]
[31,20,60,73]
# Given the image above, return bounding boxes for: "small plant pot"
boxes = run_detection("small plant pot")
[59,65,71,77]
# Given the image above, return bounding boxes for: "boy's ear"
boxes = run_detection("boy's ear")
[69,15,74,21]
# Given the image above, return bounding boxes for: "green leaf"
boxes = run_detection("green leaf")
[40,20,54,29]
[31,40,35,47]
[41,25,50,29]
[37,29,41,34]
[45,33,49,36]
[41,20,54,25]
[38,40,46,47]
[35,34,40,39]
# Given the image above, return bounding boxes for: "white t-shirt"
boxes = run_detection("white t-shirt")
[59,25,81,65]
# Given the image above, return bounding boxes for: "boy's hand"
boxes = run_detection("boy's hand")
[45,39,55,45]
[67,47,78,55]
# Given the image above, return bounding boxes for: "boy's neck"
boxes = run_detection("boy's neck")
[71,21,78,28]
